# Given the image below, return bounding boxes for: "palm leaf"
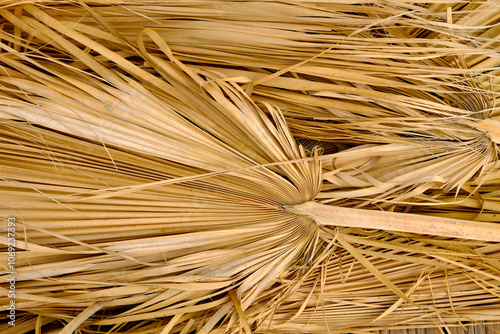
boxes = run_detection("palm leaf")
[0,1,499,333]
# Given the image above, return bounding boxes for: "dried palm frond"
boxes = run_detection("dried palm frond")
[0,1,499,333]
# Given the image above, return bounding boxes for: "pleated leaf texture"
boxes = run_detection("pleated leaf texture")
[0,1,499,333]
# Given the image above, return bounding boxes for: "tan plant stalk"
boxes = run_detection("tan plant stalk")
[290,201,500,242]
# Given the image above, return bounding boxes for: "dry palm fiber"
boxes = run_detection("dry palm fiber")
[0,1,499,333]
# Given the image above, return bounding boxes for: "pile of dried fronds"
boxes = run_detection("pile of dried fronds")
[0,1,499,333]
